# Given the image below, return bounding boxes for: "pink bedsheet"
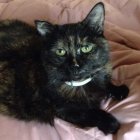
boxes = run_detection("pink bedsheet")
[0,0,140,140]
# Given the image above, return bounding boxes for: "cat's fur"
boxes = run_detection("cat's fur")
[0,2,128,134]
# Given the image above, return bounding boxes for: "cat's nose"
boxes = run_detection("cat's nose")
[72,58,79,68]
[71,65,81,79]
[71,64,79,72]
[73,67,79,76]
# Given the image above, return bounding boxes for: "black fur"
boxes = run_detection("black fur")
[0,2,129,134]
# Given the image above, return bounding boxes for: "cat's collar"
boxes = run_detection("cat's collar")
[65,77,92,87]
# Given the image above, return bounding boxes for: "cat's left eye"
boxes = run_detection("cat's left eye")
[81,45,93,53]
[56,49,66,56]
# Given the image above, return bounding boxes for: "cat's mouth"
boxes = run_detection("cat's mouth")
[65,67,104,87]
[65,77,92,87]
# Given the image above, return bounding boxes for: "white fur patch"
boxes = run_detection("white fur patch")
[65,77,92,87]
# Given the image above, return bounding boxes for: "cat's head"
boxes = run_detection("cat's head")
[35,2,110,87]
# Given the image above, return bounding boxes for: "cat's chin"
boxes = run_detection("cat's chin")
[65,77,92,87]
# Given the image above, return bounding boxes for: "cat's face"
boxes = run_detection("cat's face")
[35,2,110,87]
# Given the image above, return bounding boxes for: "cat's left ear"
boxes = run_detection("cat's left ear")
[82,2,105,33]
[35,20,53,36]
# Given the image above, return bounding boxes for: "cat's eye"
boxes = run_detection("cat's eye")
[81,45,93,53]
[56,49,66,56]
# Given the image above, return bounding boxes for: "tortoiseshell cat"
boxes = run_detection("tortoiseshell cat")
[0,3,128,134]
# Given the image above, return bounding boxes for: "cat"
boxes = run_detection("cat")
[0,2,129,134]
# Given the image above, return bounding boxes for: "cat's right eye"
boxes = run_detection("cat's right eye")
[56,49,66,56]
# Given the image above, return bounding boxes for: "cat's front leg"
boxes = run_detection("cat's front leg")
[107,82,129,100]
[55,104,120,134]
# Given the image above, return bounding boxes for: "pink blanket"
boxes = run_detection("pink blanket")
[0,0,140,139]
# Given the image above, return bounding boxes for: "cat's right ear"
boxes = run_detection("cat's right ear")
[35,20,53,36]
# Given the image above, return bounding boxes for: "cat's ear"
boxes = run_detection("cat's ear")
[35,20,53,36]
[82,2,105,33]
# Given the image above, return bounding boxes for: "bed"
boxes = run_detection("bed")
[0,0,140,139]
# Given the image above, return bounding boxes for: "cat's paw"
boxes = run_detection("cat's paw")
[98,114,120,134]
[109,85,129,101]
[114,85,129,100]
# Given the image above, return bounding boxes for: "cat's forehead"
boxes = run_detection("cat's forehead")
[56,35,88,48]
[69,36,88,43]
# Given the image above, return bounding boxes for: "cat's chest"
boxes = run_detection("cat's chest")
[57,82,105,103]
[58,84,86,98]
